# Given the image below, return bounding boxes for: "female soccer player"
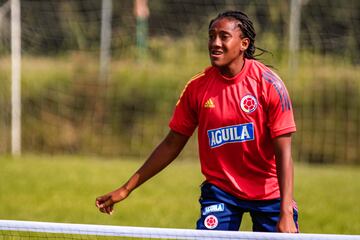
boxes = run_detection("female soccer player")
[96,10,299,233]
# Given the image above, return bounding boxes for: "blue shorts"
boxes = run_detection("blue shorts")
[196,182,299,232]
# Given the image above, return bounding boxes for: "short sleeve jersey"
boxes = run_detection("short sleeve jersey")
[169,59,296,200]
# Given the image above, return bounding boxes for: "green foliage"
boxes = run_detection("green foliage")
[284,53,360,164]
[1,38,359,163]
[3,0,356,63]
[0,155,359,234]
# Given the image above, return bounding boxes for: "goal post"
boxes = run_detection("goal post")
[99,0,112,82]
[11,0,21,156]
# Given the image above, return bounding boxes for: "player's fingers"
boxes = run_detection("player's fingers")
[95,195,110,208]
[104,198,114,208]
[95,199,102,208]
[105,205,114,215]
[98,197,114,209]
[99,205,113,215]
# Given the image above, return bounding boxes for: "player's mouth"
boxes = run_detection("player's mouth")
[210,49,224,59]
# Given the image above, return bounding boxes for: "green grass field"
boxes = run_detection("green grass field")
[0,155,359,235]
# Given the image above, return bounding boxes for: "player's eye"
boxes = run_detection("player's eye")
[208,33,216,41]
[220,33,230,41]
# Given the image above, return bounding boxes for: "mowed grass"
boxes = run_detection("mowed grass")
[0,155,359,235]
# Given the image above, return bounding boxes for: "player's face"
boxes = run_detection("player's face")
[208,18,249,76]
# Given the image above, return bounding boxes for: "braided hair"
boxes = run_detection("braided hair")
[209,11,268,60]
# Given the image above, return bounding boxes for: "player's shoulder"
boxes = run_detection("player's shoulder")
[247,59,271,76]
[190,66,214,81]
[247,59,283,84]
[184,66,214,89]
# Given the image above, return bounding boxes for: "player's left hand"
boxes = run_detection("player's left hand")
[276,213,298,233]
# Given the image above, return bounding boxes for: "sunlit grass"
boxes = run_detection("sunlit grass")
[0,155,359,234]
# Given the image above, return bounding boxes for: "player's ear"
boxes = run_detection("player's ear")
[240,37,250,52]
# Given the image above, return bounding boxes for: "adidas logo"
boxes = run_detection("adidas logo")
[204,98,215,108]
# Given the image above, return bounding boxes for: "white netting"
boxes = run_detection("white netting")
[0,220,360,240]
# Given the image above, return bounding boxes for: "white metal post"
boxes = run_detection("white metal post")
[99,0,112,82]
[11,0,21,155]
[289,0,302,75]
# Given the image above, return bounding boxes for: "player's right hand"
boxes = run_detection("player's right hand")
[95,187,130,215]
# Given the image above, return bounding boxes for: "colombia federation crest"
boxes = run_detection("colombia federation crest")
[240,94,258,113]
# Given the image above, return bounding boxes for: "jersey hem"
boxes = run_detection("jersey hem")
[206,180,281,201]
[271,126,296,138]
[168,123,194,137]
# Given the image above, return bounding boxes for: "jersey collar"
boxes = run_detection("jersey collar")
[216,58,251,83]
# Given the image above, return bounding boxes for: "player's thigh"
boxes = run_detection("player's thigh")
[249,200,299,232]
[196,183,243,231]
[196,200,243,230]
[249,210,279,232]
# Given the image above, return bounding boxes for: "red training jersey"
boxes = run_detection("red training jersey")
[169,59,296,200]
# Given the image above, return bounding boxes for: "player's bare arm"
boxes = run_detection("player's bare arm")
[273,133,297,233]
[96,130,190,214]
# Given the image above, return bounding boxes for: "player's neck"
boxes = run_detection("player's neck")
[218,58,245,78]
